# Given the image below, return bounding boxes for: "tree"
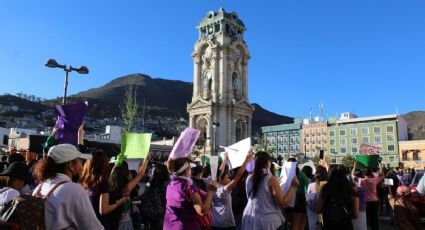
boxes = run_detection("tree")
[341,155,356,169]
[120,86,139,133]
[253,135,275,154]
[193,136,206,157]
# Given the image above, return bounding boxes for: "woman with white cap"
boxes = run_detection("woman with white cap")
[33,144,104,230]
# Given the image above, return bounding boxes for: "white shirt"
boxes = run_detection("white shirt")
[0,187,20,205]
[33,173,104,230]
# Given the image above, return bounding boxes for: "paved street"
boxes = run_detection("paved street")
[379,214,425,229]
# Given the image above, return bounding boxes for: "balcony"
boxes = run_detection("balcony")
[402,157,409,161]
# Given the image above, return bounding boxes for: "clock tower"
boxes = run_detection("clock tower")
[187,8,254,154]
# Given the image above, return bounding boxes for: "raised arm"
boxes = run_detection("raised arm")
[219,152,228,175]
[124,154,151,196]
[192,180,217,215]
[99,193,128,215]
[351,161,357,179]
[269,176,299,208]
[224,149,253,191]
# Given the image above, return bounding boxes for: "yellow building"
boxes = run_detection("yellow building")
[399,140,425,169]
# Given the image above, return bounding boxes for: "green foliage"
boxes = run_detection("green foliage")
[193,136,207,157]
[341,155,356,169]
[120,86,139,133]
[253,135,275,154]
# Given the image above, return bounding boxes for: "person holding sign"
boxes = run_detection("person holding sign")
[242,152,299,230]
[108,154,151,230]
[211,150,253,230]
[79,150,128,230]
[164,157,218,230]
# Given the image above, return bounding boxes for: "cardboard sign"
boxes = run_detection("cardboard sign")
[54,101,88,145]
[359,143,382,155]
[384,178,394,186]
[280,161,297,207]
[121,133,152,159]
[220,137,251,169]
[209,156,219,181]
[169,128,201,159]
[298,160,316,174]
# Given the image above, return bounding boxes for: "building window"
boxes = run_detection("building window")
[351,138,358,144]
[350,128,357,135]
[310,129,313,134]
[362,137,369,144]
[352,147,358,153]
[374,136,382,144]
[321,128,325,134]
[278,145,283,153]
[373,127,381,134]
[387,134,395,142]
[329,130,335,137]
[330,139,336,146]
[283,146,288,152]
[389,156,396,162]
[387,144,395,152]
[402,151,408,161]
[340,129,346,136]
[386,125,394,133]
[340,138,346,145]
[413,151,419,160]
[331,158,337,164]
[362,127,369,135]
[340,147,347,154]
[330,148,336,154]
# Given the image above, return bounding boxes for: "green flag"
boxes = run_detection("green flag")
[121,133,152,159]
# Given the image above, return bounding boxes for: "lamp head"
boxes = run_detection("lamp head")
[77,66,89,74]
[45,59,58,68]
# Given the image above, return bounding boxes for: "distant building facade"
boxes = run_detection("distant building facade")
[262,121,302,159]
[302,117,328,158]
[327,113,408,167]
[399,140,425,169]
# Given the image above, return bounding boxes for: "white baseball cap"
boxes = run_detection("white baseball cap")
[48,144,92,164]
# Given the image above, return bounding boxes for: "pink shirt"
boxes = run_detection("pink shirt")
[359,173,379,202]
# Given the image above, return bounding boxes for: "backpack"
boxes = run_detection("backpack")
[0,181,68,230]
[322,196,352,228]
[140,187,164,222]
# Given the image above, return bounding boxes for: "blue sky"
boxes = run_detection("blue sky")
[0,1,424,118]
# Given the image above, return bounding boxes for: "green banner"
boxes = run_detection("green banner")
[355,155,380,169]
[121,133,152,159]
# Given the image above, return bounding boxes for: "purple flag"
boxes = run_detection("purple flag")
[169,128,201,160]
[54,101,88,146]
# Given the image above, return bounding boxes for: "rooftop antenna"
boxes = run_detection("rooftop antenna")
[319,102,324,118]
[395,106,399,115]
[309,108,313,122]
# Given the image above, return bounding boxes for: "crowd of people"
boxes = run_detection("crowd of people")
[0,143,424,230]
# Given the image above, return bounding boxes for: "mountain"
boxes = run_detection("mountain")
[70,73,293,134]
[401,111,425,140]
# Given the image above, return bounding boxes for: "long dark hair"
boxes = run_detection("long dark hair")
[250,151,271,197]
[80,150,109,192]
[321,165,354,208]
[150,164,169,190]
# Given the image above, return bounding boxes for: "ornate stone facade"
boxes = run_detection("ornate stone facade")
[187,8,254,154]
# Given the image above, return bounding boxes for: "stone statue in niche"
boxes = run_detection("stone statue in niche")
[203,71,212,99]
[232,72,239,100]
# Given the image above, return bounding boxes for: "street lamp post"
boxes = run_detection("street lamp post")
[212,122,219,155]
[45,59,89,105]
